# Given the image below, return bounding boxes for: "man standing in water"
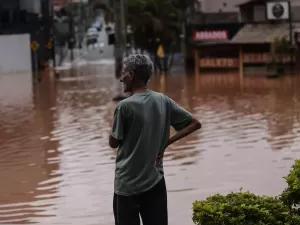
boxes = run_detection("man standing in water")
[109,54,201,225]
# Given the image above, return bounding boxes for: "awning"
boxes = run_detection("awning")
[193,41,233,46]
[236,0,265,7]
[231,23,300,44]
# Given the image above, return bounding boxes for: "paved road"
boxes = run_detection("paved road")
[56,15,114,70]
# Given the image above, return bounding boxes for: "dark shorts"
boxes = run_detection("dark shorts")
[113,177,168,225]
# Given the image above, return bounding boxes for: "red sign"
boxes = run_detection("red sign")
[243,53,294,63]
[198,53,294,68]
[194,30,228,41]
[200,58,238,68]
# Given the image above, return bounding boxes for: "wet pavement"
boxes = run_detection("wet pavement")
[1,69,300,225]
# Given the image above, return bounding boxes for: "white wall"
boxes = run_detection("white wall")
[20,0,41,14]
[202,0,300,13]
[290,0,300,7]
[0,34,32,74]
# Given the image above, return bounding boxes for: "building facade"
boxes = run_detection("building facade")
[191,0,300,75]
[200,0,300,13]
[0,0,56,73]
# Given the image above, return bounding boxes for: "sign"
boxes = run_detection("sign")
[31,41,39,52]
[266,2,290,20]
[200,58,238,68]
[198,53,294,68]
[194,30,228,41]
[243,53,293,63]
[243,53,269,63]
[70,0,88,2]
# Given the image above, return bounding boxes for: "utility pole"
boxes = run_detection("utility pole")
[68,0,74,61]
[42,0,51,67]
[113,0,126,78]
[48,0,56,69]
[112,0,128,100]
[79,0,83,49]
[288,0,293,73]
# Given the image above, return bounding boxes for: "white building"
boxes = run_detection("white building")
[0,0,44,74]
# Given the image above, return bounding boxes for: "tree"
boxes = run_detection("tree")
[271,37,290,64]
[98,0,197,73]
[125,0,197,72]
[270,36,290,75]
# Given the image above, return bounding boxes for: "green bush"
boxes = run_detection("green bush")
[281,160,300,210]
[192,160,300,225]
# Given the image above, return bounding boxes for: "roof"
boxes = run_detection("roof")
[187,12,239,24]
[236,0,266,7]
[203,13,239,24]
[193,41,233,46]
[231,23,300,44]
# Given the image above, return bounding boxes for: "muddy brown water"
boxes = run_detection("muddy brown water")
[1,69,300,225]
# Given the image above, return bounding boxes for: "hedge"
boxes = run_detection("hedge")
[192,160,300,225]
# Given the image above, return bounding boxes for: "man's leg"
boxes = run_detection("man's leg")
[139,178,168,225]
[113,193,140,225]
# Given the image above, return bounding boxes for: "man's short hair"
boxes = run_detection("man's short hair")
[123,54,154,84]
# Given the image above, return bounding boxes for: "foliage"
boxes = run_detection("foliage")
[192,160,300,225]
[100,0,197,71]
[126,0,196,48]
[125,0,197,71]
[281,160,300,210]
[193,192,295,225]
[270,37,290,64]
[271,37,290,55]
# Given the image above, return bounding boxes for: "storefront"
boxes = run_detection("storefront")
[185,23,242,68]
[193,23,299,77]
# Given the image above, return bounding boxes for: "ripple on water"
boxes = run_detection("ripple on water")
[3,73,300,225]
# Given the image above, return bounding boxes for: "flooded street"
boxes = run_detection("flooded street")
[1,69,300,225]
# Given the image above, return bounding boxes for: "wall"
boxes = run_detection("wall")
[202,0,246,12]
[20,0,41,14]
[291,0,300,6]
[0,34,32,74]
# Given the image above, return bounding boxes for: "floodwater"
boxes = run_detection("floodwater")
[1,68,300,225]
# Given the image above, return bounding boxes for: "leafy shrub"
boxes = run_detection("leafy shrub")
[193,192,293,225]
[281,160,300,210]
[192,160,300,225]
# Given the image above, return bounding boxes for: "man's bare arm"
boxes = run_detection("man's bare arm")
[167,117,201,147]
[109,134,121,149]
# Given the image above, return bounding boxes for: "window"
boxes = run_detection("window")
[254,5,266,22]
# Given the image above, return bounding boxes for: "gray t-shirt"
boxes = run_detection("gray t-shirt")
[111,90,192,196]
